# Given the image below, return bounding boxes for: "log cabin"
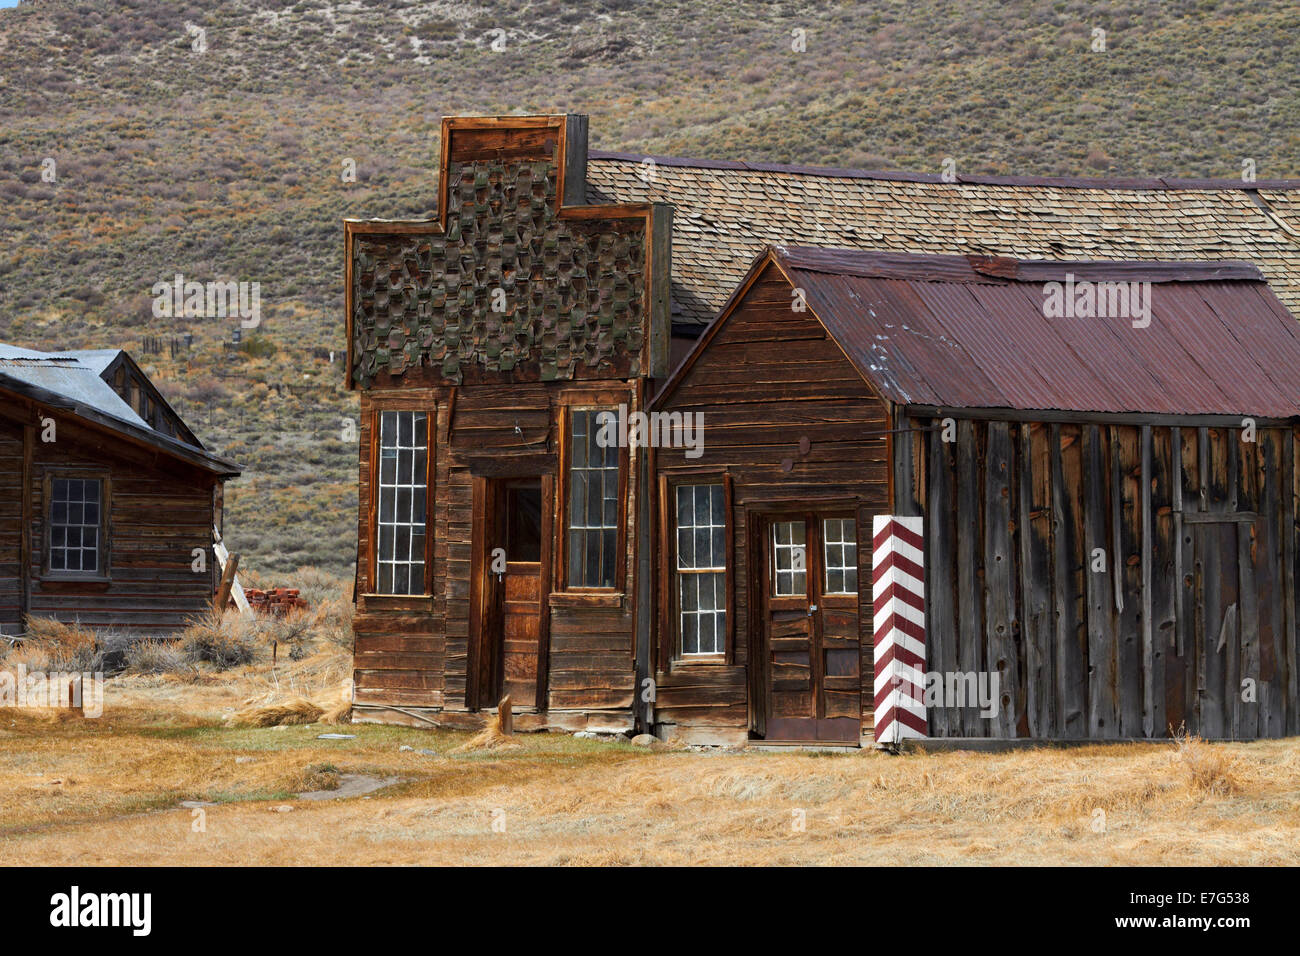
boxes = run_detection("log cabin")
[0,344,241,635]
[347,113,1300,744]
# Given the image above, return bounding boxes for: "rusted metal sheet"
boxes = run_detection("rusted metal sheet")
[781,247,1300,419]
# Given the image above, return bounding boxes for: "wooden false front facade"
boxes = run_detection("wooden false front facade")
[347,116,672,732]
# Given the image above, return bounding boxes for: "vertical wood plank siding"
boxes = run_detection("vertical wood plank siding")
[899,414,1300,739]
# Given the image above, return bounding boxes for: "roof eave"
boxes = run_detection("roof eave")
[0,374,242,478]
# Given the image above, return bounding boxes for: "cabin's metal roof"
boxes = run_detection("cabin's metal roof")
[586,153,1300,328]
[0,345,147,427]
[768,247,1300,419]
[0,343,241,476]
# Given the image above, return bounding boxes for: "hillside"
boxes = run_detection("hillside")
[1,0,1298,580]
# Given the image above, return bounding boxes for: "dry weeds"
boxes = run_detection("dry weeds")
[233,697,325,728]
[2,669,1299,866]
[3,591,1298,866]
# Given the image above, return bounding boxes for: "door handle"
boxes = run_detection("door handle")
[807,604,818,616]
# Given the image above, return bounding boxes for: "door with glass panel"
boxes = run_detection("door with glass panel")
[760,511,862,742]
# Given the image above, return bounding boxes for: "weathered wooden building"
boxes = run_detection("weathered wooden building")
[348,112,1300,743]
[653,247,1300,743]
[346,115,672,732]
[0,344,240,635]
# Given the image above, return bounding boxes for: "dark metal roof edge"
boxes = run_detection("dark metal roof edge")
[589,150,1300,192]
[0,373,243,478]
[904,403,1300,428]
[773,246,1267,283]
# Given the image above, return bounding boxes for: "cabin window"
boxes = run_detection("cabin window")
[772,520,808,597]
[375,410,429,595]
[46,476,107,577]
[676,483,727,657]
[565,408,621,589]
[822,517,859,595]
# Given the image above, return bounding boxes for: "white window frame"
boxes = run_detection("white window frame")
[676,482,727,657]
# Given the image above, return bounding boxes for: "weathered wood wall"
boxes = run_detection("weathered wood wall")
[353,381,641,728]
[902,413,1300,739]
[653,262,892,742]
[0,408,219,634]
[0,418,24,633]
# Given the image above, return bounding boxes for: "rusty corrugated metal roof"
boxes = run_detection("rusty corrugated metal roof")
[771,246,1300,418]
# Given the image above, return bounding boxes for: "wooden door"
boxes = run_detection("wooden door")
[481,477,549,709]
[1189,519,1241,739]
[760,512,862,742]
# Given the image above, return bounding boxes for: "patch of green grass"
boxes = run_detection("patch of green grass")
[203,788,300,804]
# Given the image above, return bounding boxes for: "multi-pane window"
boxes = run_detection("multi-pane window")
[376,411,428,595]
[676,483,726,656]
[772,520,807,597]
[823,517,859,594]
[49,478,103,575]
[567,409,620,588]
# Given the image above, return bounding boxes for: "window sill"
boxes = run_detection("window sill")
[549,591,624,609]
[361,594,434,612]
[673,654,728,667]
[40,574,111,587]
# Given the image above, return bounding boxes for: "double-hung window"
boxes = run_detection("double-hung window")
[822,517,858,595]
[565,408,621,589]
[676,483,727,657]
[375,410,429,595]
[46,475,107,577]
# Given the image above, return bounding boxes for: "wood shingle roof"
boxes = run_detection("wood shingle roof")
[586,152,1300,328]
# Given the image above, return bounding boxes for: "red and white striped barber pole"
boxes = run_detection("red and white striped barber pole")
[872,515,927,745]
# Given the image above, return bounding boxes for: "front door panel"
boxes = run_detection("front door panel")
[481,477,548,709]
[762,512,862,742]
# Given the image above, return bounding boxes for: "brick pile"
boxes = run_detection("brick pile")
[241,587,308,616]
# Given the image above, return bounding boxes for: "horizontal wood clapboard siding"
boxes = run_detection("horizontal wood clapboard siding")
[354,382,639,717]
[0,420,24,632]
[0,410,219,634]
[654,262,891,737]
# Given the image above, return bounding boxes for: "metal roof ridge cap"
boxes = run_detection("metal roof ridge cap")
[588,151,1300,191]
[767,246,1267,283]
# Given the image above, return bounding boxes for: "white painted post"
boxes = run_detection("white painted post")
[872,515,926,745]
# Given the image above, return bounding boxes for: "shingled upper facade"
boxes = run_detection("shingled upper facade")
[347,114,1300,744]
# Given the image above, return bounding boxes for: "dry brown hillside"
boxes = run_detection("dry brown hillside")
[1,0,1297,577]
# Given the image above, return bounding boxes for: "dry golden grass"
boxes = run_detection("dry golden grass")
[3,596,1298,866]
[233,697,325,728]
[449,722,522,755]
[8,617,101,672]
[3,661,1300,865]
